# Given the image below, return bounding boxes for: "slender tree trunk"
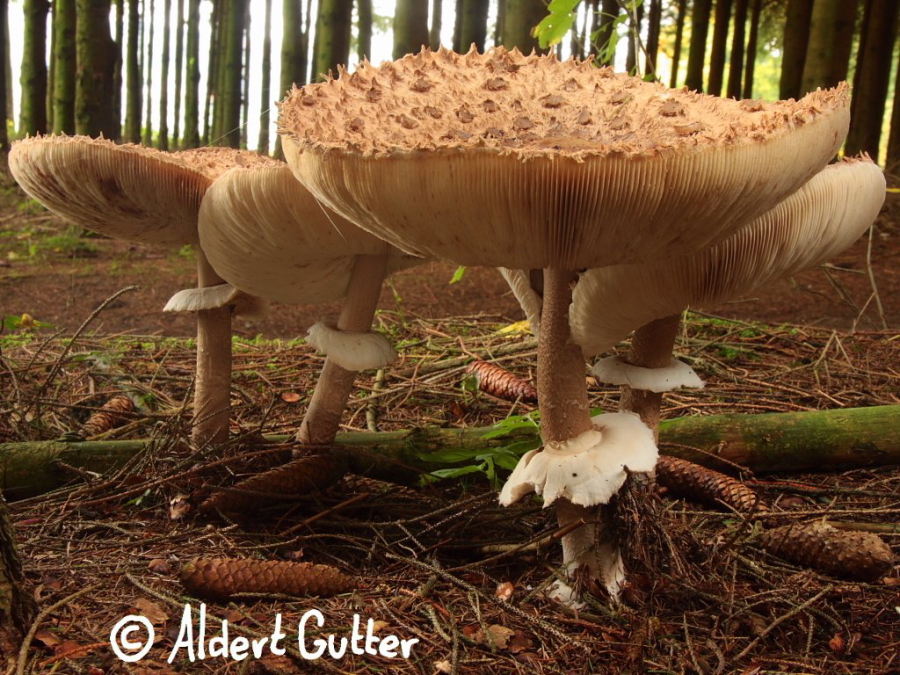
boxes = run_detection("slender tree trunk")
[625,1,644,75]
[172,0,184,148]
[456,0,490,52]
[707,0,733,96]
[46,0,55,130]
[727,0,748,98]
[203,0,220,145]
[53,0,76,133]
[393,0,429,58]
[886,49,900,171]
[2,4,9,122]
[669,0,687,87]
[20,0,49,135]
[779,0,814,100]
[500,0,545,52]
[75,0,118,137]
[845,0,899,161]
[182,0,199,147]
[113,0,124,139]
[429,0,442,49]
[124,0,142,142]
[0,0,7,157]
[275,0,304,158]
[742,0,761,97]
[142,0,154,145]
[157,0,171,149]
[594,0,619,66]
[645,0,661,75]
[801,0,858,94]
[312,0,352,80]
[686,0,712,90]
[240,0,250,149]
[357,0,372,60]
[215,0,244,147]
[257,0,272,154]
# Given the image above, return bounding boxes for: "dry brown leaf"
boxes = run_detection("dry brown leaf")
[434,660,453,674]
[133,598,169,625]
[507,631,534,654]
[148,559,171,574]
[33,629,62,649]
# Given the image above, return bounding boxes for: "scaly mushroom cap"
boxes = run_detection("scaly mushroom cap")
[279,47,850,269]
[198,164,421,304]
[8,136,277,247]
[570,157,886,356]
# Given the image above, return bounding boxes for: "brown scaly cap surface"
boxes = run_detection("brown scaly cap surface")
[8,136,278,247]
[198,164,421,304]
[279,47,850,269]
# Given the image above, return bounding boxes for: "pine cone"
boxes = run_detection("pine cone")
[761,520,894,581]
[200,454,344,515]
[465,360,538,403]
[657,456,767,516]
[181,558,355,599]
[79,395,136,437]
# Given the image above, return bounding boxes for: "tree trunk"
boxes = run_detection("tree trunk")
[801,0,858,94]
[2,406,899,500]
[46,0,55,130]
[240,0,250,149]
[203,0,220,145]
[707,0,733,96]
[886,50,900,171]
[0,491,36,658]
[182,0,199,148]
[845,0,899,161]
[52,0,76,133]
[429,0,442,50]
[0,0,7,157]
[593,0,619,66]
[112,0,124,139]
[779,0,814,100]
[393,0,429,59]
[171,0,184,148]
[257,0,272,154]
[214,0,244,147]
[124,0,142,143]
[357,0,371,60]
[669,0,686,86]
[500,0,545,52]
[742,0,761,97]
[686,0,713,91]
[20,0,49,135]
[625,1,644,75]
[312,0,352,80]
[157,0,171,149]
[75,0,118,138]
[275,0,305,158]
[726,0,748,98]
[645,0,661,75]
[142,0,154,145]
[2,3,10,122]
[455,0,490,52]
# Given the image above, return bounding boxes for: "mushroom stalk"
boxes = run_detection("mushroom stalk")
[193,249,233,446]
[618,313,682,440]
[296,254,389,448]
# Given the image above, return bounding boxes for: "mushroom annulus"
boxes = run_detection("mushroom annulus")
[276,47,850,600]
[8,136,278,446]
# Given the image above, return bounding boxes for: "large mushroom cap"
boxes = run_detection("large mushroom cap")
[279,47,850,269]
[569,157,886,356]
[8,136,278,247]
[198,164,421,304]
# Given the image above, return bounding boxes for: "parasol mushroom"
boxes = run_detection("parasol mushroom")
[195,163,422,447]
[276,47,850,598]
[8,136,278,446]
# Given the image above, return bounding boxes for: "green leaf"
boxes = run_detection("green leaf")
[450,266,467,284]
[532,0,582,48]
[428,465,486,479]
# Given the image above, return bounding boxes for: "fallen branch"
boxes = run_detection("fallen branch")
[1,405,898,499]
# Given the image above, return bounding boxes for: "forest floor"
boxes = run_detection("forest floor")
[0,174,899,674]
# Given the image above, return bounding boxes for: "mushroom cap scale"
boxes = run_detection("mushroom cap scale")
[8,136,279,247]
[280,48,849,269]
[570,158,886,356]
[198,165,421,304]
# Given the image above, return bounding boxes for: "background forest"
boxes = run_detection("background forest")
[1,0,899,167]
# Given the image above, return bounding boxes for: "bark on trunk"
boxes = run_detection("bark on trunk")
[726,0,748,98]
[142,0,154,145]
[455,0,490,52]
[393,0,429,59]
[20,0,49,135]
[625,1,644,75]
[669,0,687,87]
[296,254,390,448]
[500,0,546,53]
[182,0,199,148]
[157,0,171,149]
[53,0,76,133]
[742,0,761,98]
[213,0,244,147]
[645,0,661,75]
[707,0,733,96]
[257,0,272,154]
[429,0,442,50]
[192,249,232,447]
[686,0,713,91]
[124,0,142,143]
[172,0,184,148]
[779,0,814,100]
[312,0,352,81]
[801,0,857,94]
[594,0,619,66]
[75,0,118,138]
[0,491,36,658]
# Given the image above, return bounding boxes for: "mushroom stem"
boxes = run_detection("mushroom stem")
[296,254,389,448]
[537,267,592,442]
[618,313,682,439]
[193,249,233,446]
